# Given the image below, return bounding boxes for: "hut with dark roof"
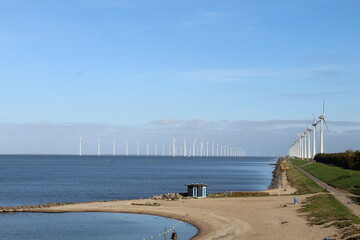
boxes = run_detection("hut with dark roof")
[185,183,208,198]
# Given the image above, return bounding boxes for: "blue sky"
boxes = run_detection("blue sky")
[0,0,359,155]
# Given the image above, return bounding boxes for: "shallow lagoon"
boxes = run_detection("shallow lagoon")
[0,212,198,240]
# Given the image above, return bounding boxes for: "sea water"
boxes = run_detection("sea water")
[0,155,277,240]
[0,155,277,206]
[0,212,198,240]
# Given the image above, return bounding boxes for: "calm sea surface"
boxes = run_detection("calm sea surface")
[0,155,277,206]
[0,155,277,240]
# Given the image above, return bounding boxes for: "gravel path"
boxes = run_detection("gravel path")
[292,162,360,217]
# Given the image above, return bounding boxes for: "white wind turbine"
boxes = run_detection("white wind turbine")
[172,136,176,157]
[137,141,140,156]
[318,101,329,154]
[311,114,319,158]
[184,137,187,157]
[125,141,129,156]
[192,137,198,157]
[306,126,312,159]
[113,139,116,156]
[97,137,101,156]
[79,136,83,156]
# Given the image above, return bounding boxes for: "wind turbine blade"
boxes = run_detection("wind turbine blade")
[323,99,326,115]
[324,119,329,131]
[312,113,316,121]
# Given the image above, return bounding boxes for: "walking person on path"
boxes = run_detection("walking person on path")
[171,230,178,240]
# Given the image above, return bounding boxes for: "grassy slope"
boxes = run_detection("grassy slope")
[286,159,360,239]
[286,159,324,194]
[301,162,360,195]
[299,194,360,239]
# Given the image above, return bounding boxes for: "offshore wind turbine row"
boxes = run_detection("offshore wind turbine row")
[289,100,329,159]
[78,136,246,157]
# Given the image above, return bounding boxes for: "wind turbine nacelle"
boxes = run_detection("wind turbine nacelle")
[319,115,326,120]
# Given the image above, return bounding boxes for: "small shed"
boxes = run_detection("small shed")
[185,183,208,198]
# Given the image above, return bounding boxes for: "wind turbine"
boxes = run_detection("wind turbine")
[155,144,158,156]
[125,141,129,156]
[97,137,101,156]
[306,126,312,159]
[192,137,198,157]
[318,100,329,154]
[113,139,116,156]
[146,144,149,156]
[311,114,319,158]
[172,136,176,157]
[212,142,214,157]
[184,137,187,157]
[79,136,83,156]
[137,141,140,156]
[206,142,209,157]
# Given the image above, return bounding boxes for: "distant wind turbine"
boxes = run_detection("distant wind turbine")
[319,100,329,154]
[79,136,83,156]
[137,141,140,156]
[183,137,187,157]
[126,141,129,156]
[172,136,176,157]
[192,137,198,157]
[97,137,101,156]
[113,139,116,156]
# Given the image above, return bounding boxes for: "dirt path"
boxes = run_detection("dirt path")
[292,162,360,217]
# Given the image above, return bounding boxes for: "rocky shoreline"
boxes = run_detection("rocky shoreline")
[268,157,290,190]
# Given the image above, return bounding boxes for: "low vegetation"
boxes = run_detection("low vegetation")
[208,191,269,198]
[299,194,360,239]
[286,159,324,194]
[315,150,360,170]
[301,161,360,195]
[131,202,161,207]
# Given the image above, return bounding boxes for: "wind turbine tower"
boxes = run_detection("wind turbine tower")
[192,137,198,157]
[97,137,101,156]
[126,141,129,156]
[206,142,209,157]
[312,117,319,158]
[307,127,312,159]
[79,136,83,156]
[319,101,328,154]
[172,136,176,157]
[113,139,116,156]
[137,141,140,156]
[183,137,187,157]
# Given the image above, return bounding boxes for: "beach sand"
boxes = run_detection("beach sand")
[35,192,338,240]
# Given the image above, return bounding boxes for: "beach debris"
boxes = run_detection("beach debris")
[151,193,189,200]
[131,202,160,207]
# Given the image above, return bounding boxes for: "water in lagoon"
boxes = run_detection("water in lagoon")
[0,155,277,206]
[0,212,198,240]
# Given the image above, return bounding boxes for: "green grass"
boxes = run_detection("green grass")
[301,162,360,195]
[291,158,310,166]
[299,194,360,239]
[286,160,324,194]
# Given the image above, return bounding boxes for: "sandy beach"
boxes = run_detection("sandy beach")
[33,190,338,240]
[20,159,339,240]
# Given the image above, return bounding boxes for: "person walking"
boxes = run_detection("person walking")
[171,230,178,240]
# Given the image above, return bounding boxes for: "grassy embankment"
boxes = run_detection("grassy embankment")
[291,158,360,197]
[286,159,360,239]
